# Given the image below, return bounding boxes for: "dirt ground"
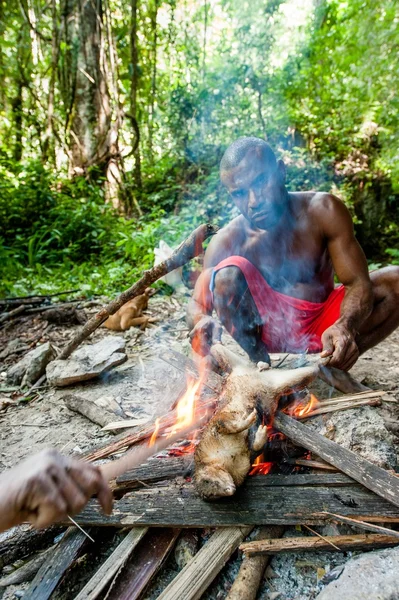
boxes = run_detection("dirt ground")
[0,292,398,600]
[0,292,398,470]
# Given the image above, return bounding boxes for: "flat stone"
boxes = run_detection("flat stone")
[46,337,127,387]
[6,342,56,386]
[316,546,399,599]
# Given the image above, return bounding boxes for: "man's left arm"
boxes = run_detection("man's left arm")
[317,195,373,370]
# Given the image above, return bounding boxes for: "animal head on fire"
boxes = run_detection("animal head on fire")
[195,466,236,501]
[220,137,288,231]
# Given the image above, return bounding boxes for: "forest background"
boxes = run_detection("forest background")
[0,0,398,298]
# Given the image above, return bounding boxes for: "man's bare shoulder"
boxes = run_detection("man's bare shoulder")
[203,216,246,268]
[306,191,355,236]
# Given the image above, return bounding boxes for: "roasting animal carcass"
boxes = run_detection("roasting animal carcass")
[194,344,319,500]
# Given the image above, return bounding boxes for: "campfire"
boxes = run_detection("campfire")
[4,348,398,600]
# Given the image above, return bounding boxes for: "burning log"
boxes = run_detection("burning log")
[113,457,191,493]
[74,528,148,600]
[194,344,318,500]
[157,527,252,600]
[226,526,285,600]
[240,533,399,555]
[274,412,399,509]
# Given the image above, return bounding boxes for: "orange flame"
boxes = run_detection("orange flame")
[287,393,320,418]
[249,454,274,476]
[149,417,160,447]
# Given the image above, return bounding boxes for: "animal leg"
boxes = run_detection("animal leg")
[252,424,268,452]
[217,409,257,434]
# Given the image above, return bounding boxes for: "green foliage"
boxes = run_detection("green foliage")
[0,0,398,299]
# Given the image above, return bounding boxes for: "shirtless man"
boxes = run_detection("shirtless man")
[188,137,399,371]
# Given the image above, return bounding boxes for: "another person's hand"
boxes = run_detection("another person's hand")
[189,316,222,357]
[321,323,359,371]
[0,449,113,531]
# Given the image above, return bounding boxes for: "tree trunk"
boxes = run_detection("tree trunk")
[148,0,158,162]
[130,0,142,189]
[42,0,58,163]
[12,75,23,162]
[63,0,111,176]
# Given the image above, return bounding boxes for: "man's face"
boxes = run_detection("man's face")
[221,147,287,230]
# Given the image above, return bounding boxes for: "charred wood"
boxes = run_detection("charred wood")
[274,412,399,509]
[69,476,399,527]
[74,527,148,600]
[105,528,180,600]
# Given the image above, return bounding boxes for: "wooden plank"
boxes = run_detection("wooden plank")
[74,528,148,600]
[157,527,252,600]
[116,469,353,491]
[226,526,284,600]
[240,533,399,555]
[24,527,87,600]
[115,457,191,492]
[106,528,180,600]
[274,412,399,509]
[318,365,369,393]
[70,478,399,527]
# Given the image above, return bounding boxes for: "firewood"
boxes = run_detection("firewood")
[284,458,338,471]
[226,526,284,600]
[84,399,214,463]
[318,365,370,393]
[240,533,399,555]
[70,475,399,527]
[0,525,61,570]
[0,547,53,588]
[74,528,148,600]
[113,457,191,493]
[299,397,382,419]
[57,223,218,361]
[274,412,399,509]
[63,394,126,428]
[24,527,88,600]
[157,527,252,600]
[99,419,205,481]
[321,511,399,539]
[104,528,180,600]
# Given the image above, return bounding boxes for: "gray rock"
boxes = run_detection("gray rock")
[316,546,399,599]
[6,342,56,386]
[46,336,127,387]
[306,406,396,470]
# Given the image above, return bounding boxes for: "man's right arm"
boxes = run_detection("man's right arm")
[187,229,230,356]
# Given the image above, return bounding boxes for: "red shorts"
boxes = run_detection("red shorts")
[210,256,345,353]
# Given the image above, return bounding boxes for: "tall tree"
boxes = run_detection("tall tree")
[63,0,111,176]
[130,0,142,189]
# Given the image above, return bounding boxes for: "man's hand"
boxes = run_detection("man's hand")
[321,323,359,371]
[1,449,113,530]
[189,316,222,357]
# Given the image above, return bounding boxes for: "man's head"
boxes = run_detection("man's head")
[220,137,287,230]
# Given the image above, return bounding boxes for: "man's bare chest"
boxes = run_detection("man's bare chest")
[236,230,332,298]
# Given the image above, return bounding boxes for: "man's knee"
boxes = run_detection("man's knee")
[213,266,247,302]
